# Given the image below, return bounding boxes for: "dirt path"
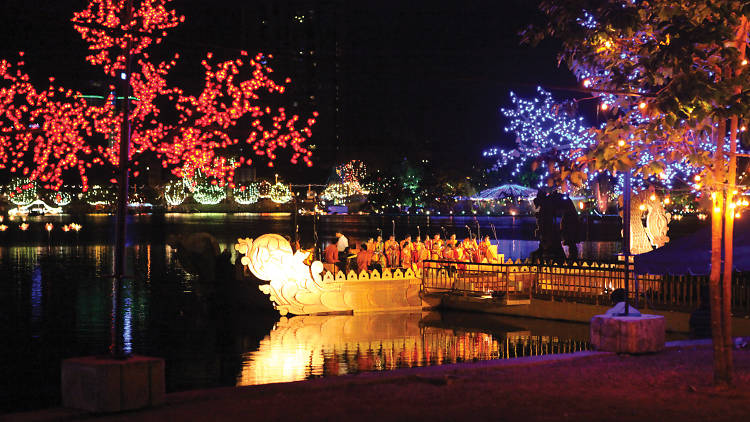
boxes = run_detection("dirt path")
[9,344,750,422]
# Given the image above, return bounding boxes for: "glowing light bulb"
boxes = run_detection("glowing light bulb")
[618,140,625,147]
[649,194,656,201]
[638,101,647,109]
[694,175,701,182]
[600,103,609,111]
[743,59,748,66]
[664,197,670,204]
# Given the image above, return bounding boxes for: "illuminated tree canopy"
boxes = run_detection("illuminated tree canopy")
[0,0,317,192]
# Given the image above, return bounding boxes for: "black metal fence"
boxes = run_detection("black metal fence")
[421,259,750,317]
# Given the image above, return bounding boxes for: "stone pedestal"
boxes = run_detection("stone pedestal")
[590,314,665,354]
[61,355,165,413]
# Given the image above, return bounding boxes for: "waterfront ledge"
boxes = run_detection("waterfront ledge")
[61,355,165,413]
[590,314,665,354]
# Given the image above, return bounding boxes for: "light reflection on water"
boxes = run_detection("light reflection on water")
[238,312,590,386]
[0,214,619,413]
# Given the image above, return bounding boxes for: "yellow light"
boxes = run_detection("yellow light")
[583,78,592,87]
[732,190,738,195]
[743,59,748,66]
[664,197,670,204]
[579,201,585,208]
[618,139,625,147]
[638,204,646,211]
[600,103,609,111]
[649,194,656,201]
[742,126,747,132]
[694,175,701,182]
[736,213,741,218]
[45,222,53,232]
[638,101,647,109]
[730,202,736,209]
[711,192,717,200]
[714,206,721,213]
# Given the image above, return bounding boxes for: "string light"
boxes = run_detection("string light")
[269,183,292,204]
[164,179,187,206]
[233,183,260,204]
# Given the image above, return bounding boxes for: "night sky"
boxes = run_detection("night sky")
[0,0,579,184]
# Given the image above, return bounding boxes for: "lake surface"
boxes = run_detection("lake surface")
[0,213,620,413]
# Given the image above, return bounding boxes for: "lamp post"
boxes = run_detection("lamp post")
[111,0,134,359]
[623,170,631,315]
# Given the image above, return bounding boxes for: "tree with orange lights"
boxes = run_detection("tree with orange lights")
[0,0,317,193]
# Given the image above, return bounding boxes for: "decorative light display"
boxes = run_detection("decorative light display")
[6,178,38,206]
[269,183,292,204]
[192,181,226,205]
[485,88,745,196]
[83,184,117,206]
[164,179,187,206]
[0,0,317,193]
[321,160,369,203]
[257,180,272,197]
[233,183,260,205]
[8,199,63,216]
[50,191,72,206]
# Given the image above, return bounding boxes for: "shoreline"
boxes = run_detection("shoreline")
[8,339,750,422]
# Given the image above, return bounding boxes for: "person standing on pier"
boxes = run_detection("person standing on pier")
[374,235,386,269]
[430,234,443,260]
[401,240,413,270]
[385,235,400,268]
[335,232,349,264]
[324,240,341,273]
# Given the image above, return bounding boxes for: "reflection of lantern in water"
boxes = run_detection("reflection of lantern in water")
[19,223,29,231]
[45,222,53,232]
[62,224,71,232]
[0,224,7,231]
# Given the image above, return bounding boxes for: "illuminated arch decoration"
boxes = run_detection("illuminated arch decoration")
[192,182,226,205]
[6,178,38,206]
[8,199,63,216]
[268,183,292,204]
[50,191,72,206]
[234,183,260,205]
[236,234,422,316]
[164,179,187,206]
[0,0,318,193]
[257,180,272,197]
[321,160,369,203]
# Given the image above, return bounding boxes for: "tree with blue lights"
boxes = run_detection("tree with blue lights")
[527,0,750,387]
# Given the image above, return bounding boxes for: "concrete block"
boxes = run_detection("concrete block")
[590,314,665,354]
[61,355,165,413]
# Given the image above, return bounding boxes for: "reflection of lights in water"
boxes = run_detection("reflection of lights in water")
[123,294,133,355]
[31,264,43,332]
[237,313,589,386]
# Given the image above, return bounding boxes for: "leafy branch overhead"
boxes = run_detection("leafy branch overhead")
[524,0,750,188]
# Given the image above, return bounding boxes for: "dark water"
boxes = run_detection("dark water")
[0,213,619,414]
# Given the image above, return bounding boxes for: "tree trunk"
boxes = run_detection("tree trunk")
[709,121,727,386]
[717,16,748,387]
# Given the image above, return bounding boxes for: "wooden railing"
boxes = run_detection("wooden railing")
[421,259,750,317]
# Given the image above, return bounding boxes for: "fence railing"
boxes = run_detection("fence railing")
[421,259,750,317]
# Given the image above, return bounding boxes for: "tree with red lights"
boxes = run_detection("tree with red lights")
[527,1,749,387]
[0,0,317,193]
